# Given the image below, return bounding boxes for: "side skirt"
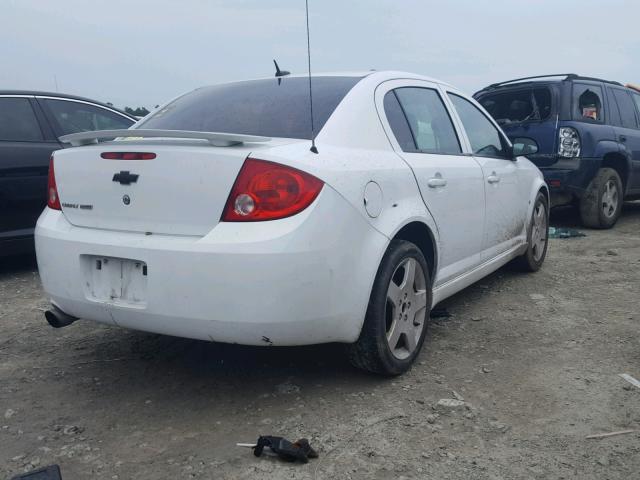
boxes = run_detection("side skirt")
[431,242,527,307]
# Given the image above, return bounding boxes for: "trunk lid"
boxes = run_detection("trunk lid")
[54,139,295,236]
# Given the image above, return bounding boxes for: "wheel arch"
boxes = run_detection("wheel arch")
[539,183,550,205]
[601,151,631,194]
[526,175,550,223]
[389,220,438,282]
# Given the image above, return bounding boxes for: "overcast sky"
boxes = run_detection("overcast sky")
[1,0,638,109]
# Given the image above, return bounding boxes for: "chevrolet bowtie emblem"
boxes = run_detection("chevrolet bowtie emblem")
[112,171,139,185]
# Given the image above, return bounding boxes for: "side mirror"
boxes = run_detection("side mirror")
[512,137,539,157]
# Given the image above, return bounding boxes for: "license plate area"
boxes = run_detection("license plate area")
[81,255,148,307]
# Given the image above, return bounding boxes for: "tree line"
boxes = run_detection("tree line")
[106,103,158,117]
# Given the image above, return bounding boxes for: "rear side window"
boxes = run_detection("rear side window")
[573,84,604,122]
[0,97,43,142]
[611,89,638,129]
[44,99,133,135]
[479,87,552,125]
[383,91,415,152]
[448,94,509,159]
[140,77,362,140]
[385,87,461,154]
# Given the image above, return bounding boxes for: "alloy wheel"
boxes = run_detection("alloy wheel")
[601,179,619,219]
[531,200,548,262]
[385,258,428,360]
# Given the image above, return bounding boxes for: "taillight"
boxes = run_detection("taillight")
[558,127,580,158]
[47,156,61,210]
[221,158,324,222]
[101,152,156,160]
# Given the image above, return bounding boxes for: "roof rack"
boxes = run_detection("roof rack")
[482,74,622,91]
[570,75,622,86]
[487,74,576,88]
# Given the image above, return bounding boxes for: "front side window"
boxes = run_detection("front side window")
[0,97,43,142]
[611,89,638,129]
[573,84,604,122]
[384,87,461,154]
[448,93,509,158]
[44,99,133,135]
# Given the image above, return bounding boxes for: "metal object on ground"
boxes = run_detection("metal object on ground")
[586,429,637,439]
[619,373,640,389]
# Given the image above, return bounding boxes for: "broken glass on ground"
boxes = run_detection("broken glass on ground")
[548,227,586,239]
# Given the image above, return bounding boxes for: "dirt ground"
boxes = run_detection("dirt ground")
[1,204,639,480]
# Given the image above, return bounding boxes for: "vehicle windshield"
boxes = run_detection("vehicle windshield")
[478,87,552,125]
[139,76,362,140]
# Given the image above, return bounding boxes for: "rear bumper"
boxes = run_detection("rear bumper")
[35,187,388,346]
[540,157,600,203]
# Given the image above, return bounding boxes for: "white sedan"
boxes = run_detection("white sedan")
[36,71,548,375]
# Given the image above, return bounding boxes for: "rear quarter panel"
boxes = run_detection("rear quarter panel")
[260,73,441,264]
[561,120,616,158]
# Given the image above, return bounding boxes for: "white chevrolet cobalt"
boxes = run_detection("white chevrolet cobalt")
[36,71,548,375]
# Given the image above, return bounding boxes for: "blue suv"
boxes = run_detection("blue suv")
[474,74,640,228]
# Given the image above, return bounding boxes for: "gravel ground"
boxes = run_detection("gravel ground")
[1,203,639,479]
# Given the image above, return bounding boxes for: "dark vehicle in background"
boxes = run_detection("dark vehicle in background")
[474,74,640,228]
[0,92,135,255]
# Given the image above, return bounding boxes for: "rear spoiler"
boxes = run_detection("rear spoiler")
[59,129,272,147]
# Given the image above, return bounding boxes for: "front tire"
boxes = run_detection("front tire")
[579,167,623,229]
[513,191,549,272]
[348,240,432,376]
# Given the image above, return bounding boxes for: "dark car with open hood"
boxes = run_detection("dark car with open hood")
[0,91,135,255]
[475,74,640,228]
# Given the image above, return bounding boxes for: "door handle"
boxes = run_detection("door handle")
[427,177,447,188]
[620,135,627,143]
[487,173,500,184]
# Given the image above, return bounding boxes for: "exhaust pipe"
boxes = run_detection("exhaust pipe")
[44,306,78,328]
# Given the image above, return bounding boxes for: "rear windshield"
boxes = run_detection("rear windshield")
[139,76,362,139]
[478,87,552,125]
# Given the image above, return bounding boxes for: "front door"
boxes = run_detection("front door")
[446,92,527,259]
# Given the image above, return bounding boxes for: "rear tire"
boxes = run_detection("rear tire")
[348,240,432,376]
[513,191,549,272]
[579,168,623,229]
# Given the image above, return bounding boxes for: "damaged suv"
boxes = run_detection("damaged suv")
[475,74,640,228]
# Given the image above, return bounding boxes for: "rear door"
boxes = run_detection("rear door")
[445,91,528,259]
[609,88,640,191]
[376,80,485,286]
[0,96,60,239]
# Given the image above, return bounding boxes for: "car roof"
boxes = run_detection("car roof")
[0,90,135,118]
[195,70,456,91]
